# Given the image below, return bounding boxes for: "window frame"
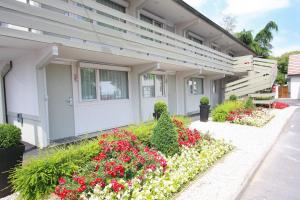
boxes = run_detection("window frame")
[78,63,130,103]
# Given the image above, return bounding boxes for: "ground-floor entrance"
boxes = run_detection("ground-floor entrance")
[46,63,75,141]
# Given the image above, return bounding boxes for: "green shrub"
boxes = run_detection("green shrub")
[154,101,168,115]
[212,100,245,122]
[10,139,99,200]
[244,97,255,109]
[126,121,156,147]
[151,112,179,156]
[229,94,237,101]
[0,124,21,148]
[200,96,209,105]
[126,116,191,147]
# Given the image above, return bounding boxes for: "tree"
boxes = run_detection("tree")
[275,51,300,85]
[235,21,278,58]
[222,15,237,33]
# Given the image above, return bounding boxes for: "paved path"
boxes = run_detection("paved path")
[239,108,300,200]
[176,107,297,200]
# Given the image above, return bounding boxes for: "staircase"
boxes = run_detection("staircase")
[225,56,277,100]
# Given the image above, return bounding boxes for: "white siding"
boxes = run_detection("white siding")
[5,50,45,147]
[290,76,300,99]
[72,65,134,134]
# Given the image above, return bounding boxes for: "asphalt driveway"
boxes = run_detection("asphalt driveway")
[240,108,300,200]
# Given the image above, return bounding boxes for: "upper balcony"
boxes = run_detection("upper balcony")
[0,0,249,75]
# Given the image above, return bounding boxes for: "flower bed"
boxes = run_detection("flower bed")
[88,138,232,200]
[272,101,289,109]
[11,116,232,200]
[55,129,167,200]
[227,108,275,127]
[54,119,232,200]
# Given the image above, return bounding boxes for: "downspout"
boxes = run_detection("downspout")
[2,61,13,123]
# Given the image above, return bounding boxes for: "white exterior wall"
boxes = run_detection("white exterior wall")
[290,76,300,99]
[72,65,134,135]
[5,51,45,147]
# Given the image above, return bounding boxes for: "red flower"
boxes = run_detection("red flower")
[58,177,66,185]
[93,152,107,161]
[77,184,87,193]
[111,179,125,193]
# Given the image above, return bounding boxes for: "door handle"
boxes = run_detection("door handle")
[66,97,73,106]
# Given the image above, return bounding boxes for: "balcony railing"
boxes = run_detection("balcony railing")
[0,0,239,74]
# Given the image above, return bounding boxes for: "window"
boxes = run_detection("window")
[156,74,165,97]
[212,80,217,93]
[142,74,155,98]
[99,69,129,100]
[142,74,166,98]
[188,78,204,95]
[228,52,234,57]
[187,33,203,45]
[81,68,96,100]
[96,0,126,13]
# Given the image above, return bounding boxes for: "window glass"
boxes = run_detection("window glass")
[156,74,165,96]
[96,0,126,13]
[187,34,203,45]
[81,68,96,100]
[142,74,155,98]
[213,80,217,93]
[189,78,204,95]
[99,69,129,100]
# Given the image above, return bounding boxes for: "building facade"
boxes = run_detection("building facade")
[0,0,277,148]
[288,54,300,99]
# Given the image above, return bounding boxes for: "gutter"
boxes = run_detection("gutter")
[2,61,13,123]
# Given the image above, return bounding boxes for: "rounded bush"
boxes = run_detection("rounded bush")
[229,94,237,101]
[0,124,21,148]
[151,112,179,156]
[154,101,168,115]
[200,96,209,105]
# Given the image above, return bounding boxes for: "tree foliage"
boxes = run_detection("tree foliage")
[275,50,300,85]
[235,21,278,58]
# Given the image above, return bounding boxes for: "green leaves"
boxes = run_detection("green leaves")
[236,21,278,58]
[0,124,21,148]
[151,112,179,156]
[10,139,99,200]
[212,100,245,122]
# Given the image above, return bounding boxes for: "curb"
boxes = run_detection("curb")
[234,107,298,200]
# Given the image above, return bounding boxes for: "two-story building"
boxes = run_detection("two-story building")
[0,0,277,148]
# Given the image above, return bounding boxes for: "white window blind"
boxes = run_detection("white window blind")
[99,69,129,100]
[81,68,96,100]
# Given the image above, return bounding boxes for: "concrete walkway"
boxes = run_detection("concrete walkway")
[176,106,297,200]
[240,108,300,200]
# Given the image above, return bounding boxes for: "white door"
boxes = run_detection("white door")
[211,80,221,107]
[46,64,75,141]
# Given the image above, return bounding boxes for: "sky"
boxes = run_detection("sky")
[183,0,300,57]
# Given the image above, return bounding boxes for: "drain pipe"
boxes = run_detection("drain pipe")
[2,61,13,123]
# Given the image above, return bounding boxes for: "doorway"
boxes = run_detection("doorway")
[46,63,75,141]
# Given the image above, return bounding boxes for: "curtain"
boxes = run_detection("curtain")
[99,69,129,100]
[81,68,96,100]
